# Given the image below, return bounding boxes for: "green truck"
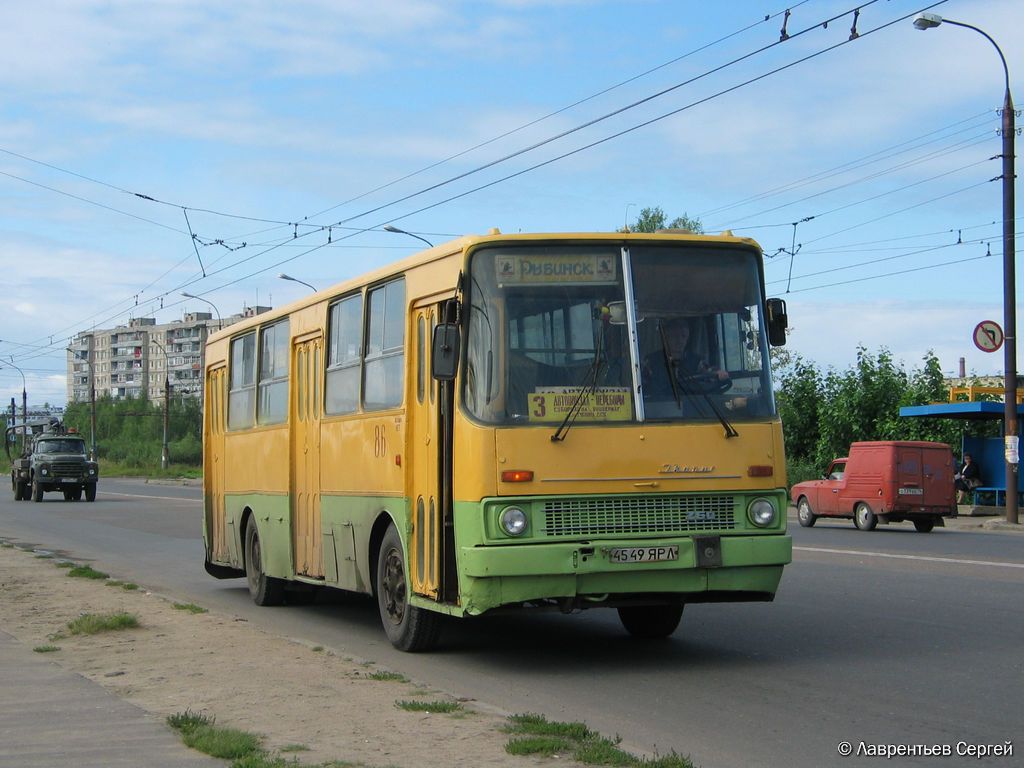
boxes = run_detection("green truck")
[7,419,99,502]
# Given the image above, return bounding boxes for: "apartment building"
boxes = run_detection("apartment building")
[67,306,270,404]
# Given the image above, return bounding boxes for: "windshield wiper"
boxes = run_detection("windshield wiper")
[656,322,738,439]
[551,334,604,443]
[657,322,683,411]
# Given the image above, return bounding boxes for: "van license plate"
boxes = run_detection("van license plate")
[898,487,923,495]
[608,546,678,564]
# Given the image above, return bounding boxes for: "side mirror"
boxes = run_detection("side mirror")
[431,323,461,381]
[765,298,788,347]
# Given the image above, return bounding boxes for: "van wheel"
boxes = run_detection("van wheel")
[797,497,817,527]
[245,522,285,606]
[376,523,441,652]
[854,503,877,531]
[618,605,684,638]
[913,518,935,533]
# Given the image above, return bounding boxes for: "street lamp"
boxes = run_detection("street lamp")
[278,273,317,292]
[915,13,1018,525]
[383,224,433,248]
[1,358,27,453]
[624,203,637,231]
[181,293,223,331]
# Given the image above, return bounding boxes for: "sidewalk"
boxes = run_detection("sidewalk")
[0,630,224,768]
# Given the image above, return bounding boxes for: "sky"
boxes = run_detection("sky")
[1,0,1021,407]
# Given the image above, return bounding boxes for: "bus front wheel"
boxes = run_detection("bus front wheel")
[376,524,441,652]
[245,522,285,606]
[617,604,684,638]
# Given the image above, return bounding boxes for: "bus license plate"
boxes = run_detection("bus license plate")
[608,546,679,564]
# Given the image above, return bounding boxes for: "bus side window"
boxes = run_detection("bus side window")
[326,294,363,415]
[257,320,289,424]
[364,279,405,411]
[228,332,256,430]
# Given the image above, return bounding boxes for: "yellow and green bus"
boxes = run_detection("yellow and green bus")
[202,230,792,651]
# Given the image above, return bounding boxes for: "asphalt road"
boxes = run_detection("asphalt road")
[2,479,1021,768]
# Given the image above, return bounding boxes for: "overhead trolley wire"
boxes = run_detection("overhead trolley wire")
[5,1,946,363]
[0,1,810,239]
[138,0,952,315]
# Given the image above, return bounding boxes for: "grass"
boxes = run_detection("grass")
[168,711,365,768]
[66,611,139,636]
[505,714,694,768]
[167,710,261,760]
[67,564,109,580]
[173,602,208,614]
[55,561,76,568]
[105,580,140,590]
[101,460,201,479]
[395,699,463,714]
[367,670,408,683]
[33,644,61,653]
[34,553,54,559]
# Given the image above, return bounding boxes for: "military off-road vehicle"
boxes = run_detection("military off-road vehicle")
[7,418,99,502]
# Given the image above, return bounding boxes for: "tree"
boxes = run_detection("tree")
[622,206,704,234]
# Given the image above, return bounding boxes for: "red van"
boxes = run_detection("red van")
[790,441,956,533]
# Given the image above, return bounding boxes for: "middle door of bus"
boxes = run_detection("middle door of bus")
[291,333,324,578]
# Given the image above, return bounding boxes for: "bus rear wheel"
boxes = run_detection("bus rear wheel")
[617,604,684,638]
[376,524,441,652]
[245,522,285,606]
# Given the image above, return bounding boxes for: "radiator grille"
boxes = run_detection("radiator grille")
[541,495,736,537]
[49,461,86,479]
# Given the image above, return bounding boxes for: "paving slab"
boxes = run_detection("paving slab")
[0,630,224,768]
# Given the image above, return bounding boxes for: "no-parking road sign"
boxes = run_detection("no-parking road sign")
[973,320,1004,352]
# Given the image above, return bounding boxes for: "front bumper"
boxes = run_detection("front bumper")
[455,533,791,615]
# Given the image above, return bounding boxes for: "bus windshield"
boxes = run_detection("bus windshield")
[463,243,776,425]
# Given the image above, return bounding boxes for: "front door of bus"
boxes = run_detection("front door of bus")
[292,333,324,578]
[409,304,442,599]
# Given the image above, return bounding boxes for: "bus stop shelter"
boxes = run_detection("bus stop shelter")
[899,400,1024,508]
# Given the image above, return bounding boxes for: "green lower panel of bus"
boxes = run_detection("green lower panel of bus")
[455,534,791,615]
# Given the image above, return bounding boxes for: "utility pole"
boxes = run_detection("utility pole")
[148,332,171,470]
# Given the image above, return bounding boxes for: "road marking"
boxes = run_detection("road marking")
[794,546,1024,570]
[101,491,198,503]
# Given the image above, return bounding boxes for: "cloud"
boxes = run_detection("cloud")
[786,297,1009,377]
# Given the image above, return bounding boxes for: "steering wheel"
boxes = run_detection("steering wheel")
[680,371,732,395]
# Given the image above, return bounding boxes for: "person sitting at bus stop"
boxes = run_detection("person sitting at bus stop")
[955,453,981,504]
[643,317,730,399]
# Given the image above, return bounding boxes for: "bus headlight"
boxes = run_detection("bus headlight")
[499,506,528,536]
[748,498,777,528]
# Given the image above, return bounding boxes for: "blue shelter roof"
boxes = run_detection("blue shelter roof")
[899,401,1024,421]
